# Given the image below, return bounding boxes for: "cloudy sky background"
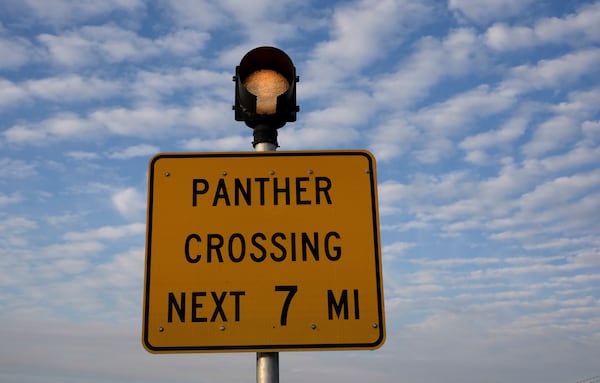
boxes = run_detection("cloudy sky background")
[1,0,599,382]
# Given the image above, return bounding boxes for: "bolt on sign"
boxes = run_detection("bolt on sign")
[142,150,385,353]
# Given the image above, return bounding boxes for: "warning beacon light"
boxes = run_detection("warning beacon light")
[234,46,299,147]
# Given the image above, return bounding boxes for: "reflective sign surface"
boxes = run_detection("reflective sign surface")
[143,150,385,353]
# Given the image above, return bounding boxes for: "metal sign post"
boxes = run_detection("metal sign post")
[254,141,279,383]
[257,351,279,383]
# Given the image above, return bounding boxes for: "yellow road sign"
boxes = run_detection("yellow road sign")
[143,150,385,353]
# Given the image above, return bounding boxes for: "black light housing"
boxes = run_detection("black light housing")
[234,46,299,147]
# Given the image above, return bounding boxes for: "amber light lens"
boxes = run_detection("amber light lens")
[243,69,290,115]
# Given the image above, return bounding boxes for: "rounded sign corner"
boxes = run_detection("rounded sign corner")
[358,149,377,167]
[142,335,160,354]
[148,152,166,166]
[356,148,376,157]
[370,329,386,350]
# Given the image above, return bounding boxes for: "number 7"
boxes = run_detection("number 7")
[275,285,298,326]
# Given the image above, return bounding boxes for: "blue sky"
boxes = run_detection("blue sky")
[1,0,599,382]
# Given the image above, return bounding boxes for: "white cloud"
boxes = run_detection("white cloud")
[536,1,600,45]
[280,124,360,150]
[0,36,32,69]
[484,23,537,51]
[38,25,208,67]
[3,113,101,145]
[2,74,123,109]
[181,135,250,152]
[517,169,600,212]
[303,0,432,98]
[0,79,28,107]
[162,0,229,29]
[21,0,145,25]
[413,85,518,135]
[186,103,236,131]
[393,84,520,164]
[538,145,600,173]
[216,0,301,44]
[522,115,580,157]
[2,124,46,144]
[92,103,231,138]
[487,188,600,246]
[0,216,37,232]
[25,74,122,102]
[411,256,503,268]
[449,0,534,24]
[112,187,146,219]
[9,239,105,281]
[44,212,83,226]
[0,158,37,178]
[369,118,420,161]
[66,151,100,160]
[369,28,497,162]
[311,0,411,70]
[413,137,455,164]
[132,68,229,102]
[0,192,23,206]
[3,101,234,146]
[37,31,95,67]
[582,120,600,142]
[382,241,415,260]
[92,106,193,137]
[63,223,146,242]
[552,86,600,119]
[40,114,97,139]
[44,240,105,259]
[380,145,600,249]
[573,250,600,266]
[377,181,409,215]
[154,29,210,55]
[508,48,600,91]
[373,40,443,107]
[373,28,485,109]
[460,115,528,151]
[485,1,600,50]
[462,150,489,165]
[524,237,599,251]
[90,248,145,309]
[108,144,159,159]
[477,158,553,207]
[302,92,375,130]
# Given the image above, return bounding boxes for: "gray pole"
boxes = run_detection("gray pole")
[256,352,279,383]
[254,138,279,383]
[254,142,277,152]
